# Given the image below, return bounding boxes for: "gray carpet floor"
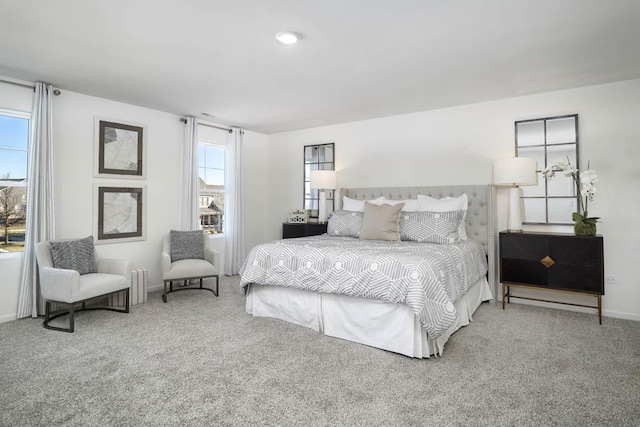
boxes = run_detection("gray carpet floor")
[1,275,638,427]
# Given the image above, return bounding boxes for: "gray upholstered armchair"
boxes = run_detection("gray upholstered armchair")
[35,237,132,332]
[161,230,220,303]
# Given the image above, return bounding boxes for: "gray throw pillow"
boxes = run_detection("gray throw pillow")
[170,230,205,262]
[327,210,364,237]
[399,210,465,244]
[49,236,98,275]
[359,202,404,241]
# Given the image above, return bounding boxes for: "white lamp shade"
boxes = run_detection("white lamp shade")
[310,170,336,190]
[493,157,537,186]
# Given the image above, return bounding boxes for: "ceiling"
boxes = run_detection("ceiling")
[1,0,639,134]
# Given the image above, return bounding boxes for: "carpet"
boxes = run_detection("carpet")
[1,275,638,426]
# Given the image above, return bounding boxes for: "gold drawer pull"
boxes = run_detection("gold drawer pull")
[540,256,555,268]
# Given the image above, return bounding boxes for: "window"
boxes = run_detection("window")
[0,110,29,253]
[303,143,335,218]
[198,142,225,234]
[516,114,579,224]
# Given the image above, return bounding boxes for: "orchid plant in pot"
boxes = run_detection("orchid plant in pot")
[542,159,600,236]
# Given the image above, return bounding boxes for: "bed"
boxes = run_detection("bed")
[240,185,496,358]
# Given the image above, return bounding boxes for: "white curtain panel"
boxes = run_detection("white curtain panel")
[181,117,200,231]
[17,82,56,318]
[224,128,246,275]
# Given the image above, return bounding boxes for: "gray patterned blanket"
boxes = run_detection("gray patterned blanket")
[239,235,487,338]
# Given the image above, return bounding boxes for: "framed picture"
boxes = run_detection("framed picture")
[94,185,146,244]
[94,117,146,179]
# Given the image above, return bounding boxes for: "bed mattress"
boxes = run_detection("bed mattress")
[240,235,487,338]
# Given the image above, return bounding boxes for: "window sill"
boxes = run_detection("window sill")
[208,233,225,240]
[0,251,24,261]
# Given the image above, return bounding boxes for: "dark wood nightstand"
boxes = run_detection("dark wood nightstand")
[282,222,328,239]
[499,231,604,323]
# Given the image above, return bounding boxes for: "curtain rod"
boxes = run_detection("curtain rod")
[0,77,34,89]
[0,77,61,95]
[180,117,232,133]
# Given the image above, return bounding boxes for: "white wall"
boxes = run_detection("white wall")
[0,82,268,322]
[243,131,269,253]
[266,79,640,321]
[53,90,183,291]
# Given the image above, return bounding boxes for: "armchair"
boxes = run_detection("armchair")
[161,231,220,303]
[35,238,132,332]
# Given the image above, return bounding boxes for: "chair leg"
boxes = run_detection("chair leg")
[162,281,168,303]
[69,303,75,333]
[215,275,219,297]
[43,300,73,333]
[200,278,203,289]
[43,291,128,333]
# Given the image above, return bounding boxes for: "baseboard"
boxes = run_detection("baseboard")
[505,299,640,322]
[148,283,163,293]
[601,309,640,322]
[0,313,17,324]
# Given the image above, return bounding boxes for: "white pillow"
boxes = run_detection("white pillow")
[342,196,385,212]
[417,194,468,240]
[370,197,419,212]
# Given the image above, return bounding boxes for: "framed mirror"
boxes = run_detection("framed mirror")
[516,114,579,224]
[303,143,334,218]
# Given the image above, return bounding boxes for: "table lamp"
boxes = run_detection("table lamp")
[493,157,537,232]
[310,170,336,223]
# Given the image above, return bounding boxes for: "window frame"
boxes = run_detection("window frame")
[0,108,31,254]
[198,140,225,234]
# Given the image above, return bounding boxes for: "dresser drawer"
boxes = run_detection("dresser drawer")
[500,258,548,287]
[548,264,603,293]
[500,234,548,260]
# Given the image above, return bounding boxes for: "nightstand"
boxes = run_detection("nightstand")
[499,231,604,323]
[282,222,328,239]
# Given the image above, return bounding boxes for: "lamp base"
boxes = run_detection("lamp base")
[507,186,523,232]
[318,190,328,223]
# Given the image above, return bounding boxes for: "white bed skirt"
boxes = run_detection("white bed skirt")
[245,278,493,358]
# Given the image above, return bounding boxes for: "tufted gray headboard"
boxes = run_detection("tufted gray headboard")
[340,185,495,295]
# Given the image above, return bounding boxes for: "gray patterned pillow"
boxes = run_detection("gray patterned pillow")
[170,230,205,262]
[327,210,363,237]
[399,210,465,244]
[49,236,98,275]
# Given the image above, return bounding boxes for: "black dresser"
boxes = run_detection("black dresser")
[499,231,604,323]
[282,222,328,239]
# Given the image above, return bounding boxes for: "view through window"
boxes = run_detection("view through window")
[0,111,29,253]
[198,142,225,234]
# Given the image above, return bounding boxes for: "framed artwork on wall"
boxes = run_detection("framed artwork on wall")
[94,184,146,244]
[94,117,146,179]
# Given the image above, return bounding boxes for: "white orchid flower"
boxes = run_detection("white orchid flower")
[581,169,599,185]
[542,158,599,217]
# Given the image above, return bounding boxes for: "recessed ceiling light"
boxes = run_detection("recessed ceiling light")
[275,32,299,45]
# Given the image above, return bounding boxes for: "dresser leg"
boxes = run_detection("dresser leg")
[502,283,506,310]
[598,295,602,325]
